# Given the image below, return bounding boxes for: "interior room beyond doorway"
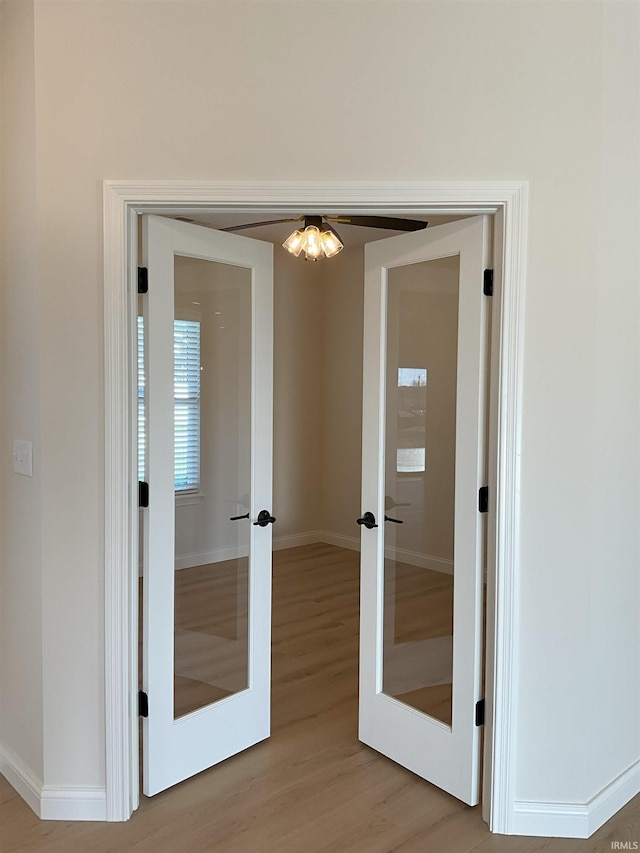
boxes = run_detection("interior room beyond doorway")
[152,211,471,581]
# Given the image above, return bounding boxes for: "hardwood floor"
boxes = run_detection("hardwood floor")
[1,543,639,852]
[173,557,248,717]
[383,559,453,723]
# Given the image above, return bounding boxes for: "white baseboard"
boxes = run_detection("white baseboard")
[586,758,640,838]
[511,758,640,838]
[0,741,41,817]
[176,531,352,566]
[175,545,249,570]
[273,530,324,551]
[511,800,593,838]
[0,742,107,821]
[40,787,107,821]
[319,530,361,551]
[317,531,453,575]
[172,530,452,575]
[175,531,325,568]
[176,530,361,559]
[384,545,453,575]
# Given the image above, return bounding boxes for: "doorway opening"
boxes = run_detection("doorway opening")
[104,180,528,830]
[137,210,480,794]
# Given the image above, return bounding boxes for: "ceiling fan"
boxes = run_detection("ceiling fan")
[220,214,429,261]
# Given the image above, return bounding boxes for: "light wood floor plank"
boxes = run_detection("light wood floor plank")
[0,543,638,852]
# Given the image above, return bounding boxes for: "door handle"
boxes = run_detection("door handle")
[253,509,276,527]
[229,513,250,521]
[384,515,404,524]
[357,511,378,530]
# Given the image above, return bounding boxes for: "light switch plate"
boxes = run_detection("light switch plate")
[13,440,33,477]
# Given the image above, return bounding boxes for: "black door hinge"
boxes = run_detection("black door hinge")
[475,698,485,726]
[139,690,149,718]
[483,269,494,296]
[138,267,149,294]
[478,486,489,513]
[138,481,149,508]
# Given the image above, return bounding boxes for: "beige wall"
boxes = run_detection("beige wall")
[273,251,324,540]
[320,247,365,542]
[0,0,638,821]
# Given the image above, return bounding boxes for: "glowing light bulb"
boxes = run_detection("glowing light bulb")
[320,228,343,258]
[301,225,323,260]
[282,229,304,256]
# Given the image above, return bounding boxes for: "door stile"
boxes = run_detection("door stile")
[247,252,274,707]
[359,262,387,705]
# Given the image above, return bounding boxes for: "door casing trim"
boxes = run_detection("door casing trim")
[103,180,528,831]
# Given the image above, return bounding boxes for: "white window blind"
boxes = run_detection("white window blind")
[138,317,146,482]
[138,316,201,492]
[173,319,201,490]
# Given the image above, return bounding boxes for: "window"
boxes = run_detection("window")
[396,367,427,473]
[138,316,201,492]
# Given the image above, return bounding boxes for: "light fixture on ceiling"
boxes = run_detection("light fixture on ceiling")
[282,216,344,261]
[220,214,428,257]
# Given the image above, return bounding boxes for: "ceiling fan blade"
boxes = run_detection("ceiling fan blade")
[220,217,302,233]
[327,215,428,232]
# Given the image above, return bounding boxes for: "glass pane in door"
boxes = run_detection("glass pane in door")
[382,255,459,726]
[173,255,252,719]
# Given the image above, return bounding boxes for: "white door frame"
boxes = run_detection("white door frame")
[103,180,528,829]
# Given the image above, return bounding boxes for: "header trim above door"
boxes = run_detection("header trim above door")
[103,180,528,831]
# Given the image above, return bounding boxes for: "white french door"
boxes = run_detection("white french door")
[140,215,274,796]
[358,216,490,805]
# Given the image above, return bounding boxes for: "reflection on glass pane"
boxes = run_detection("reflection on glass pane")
[174,557,248,718]
[137,315,201,491]
[397,367,427,473]
[173,320,201,492]
[382,255,459,727]
[137,314,146,481]
[173,255,252,719]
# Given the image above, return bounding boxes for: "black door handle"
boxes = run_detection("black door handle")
[253,509,276,527]
[357,511,378,530]
[384,515,404,524]
[229,513,250,521]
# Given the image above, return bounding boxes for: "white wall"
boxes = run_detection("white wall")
[0,0,638,831]
[587,7,640,794]
[0,0,44,784]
